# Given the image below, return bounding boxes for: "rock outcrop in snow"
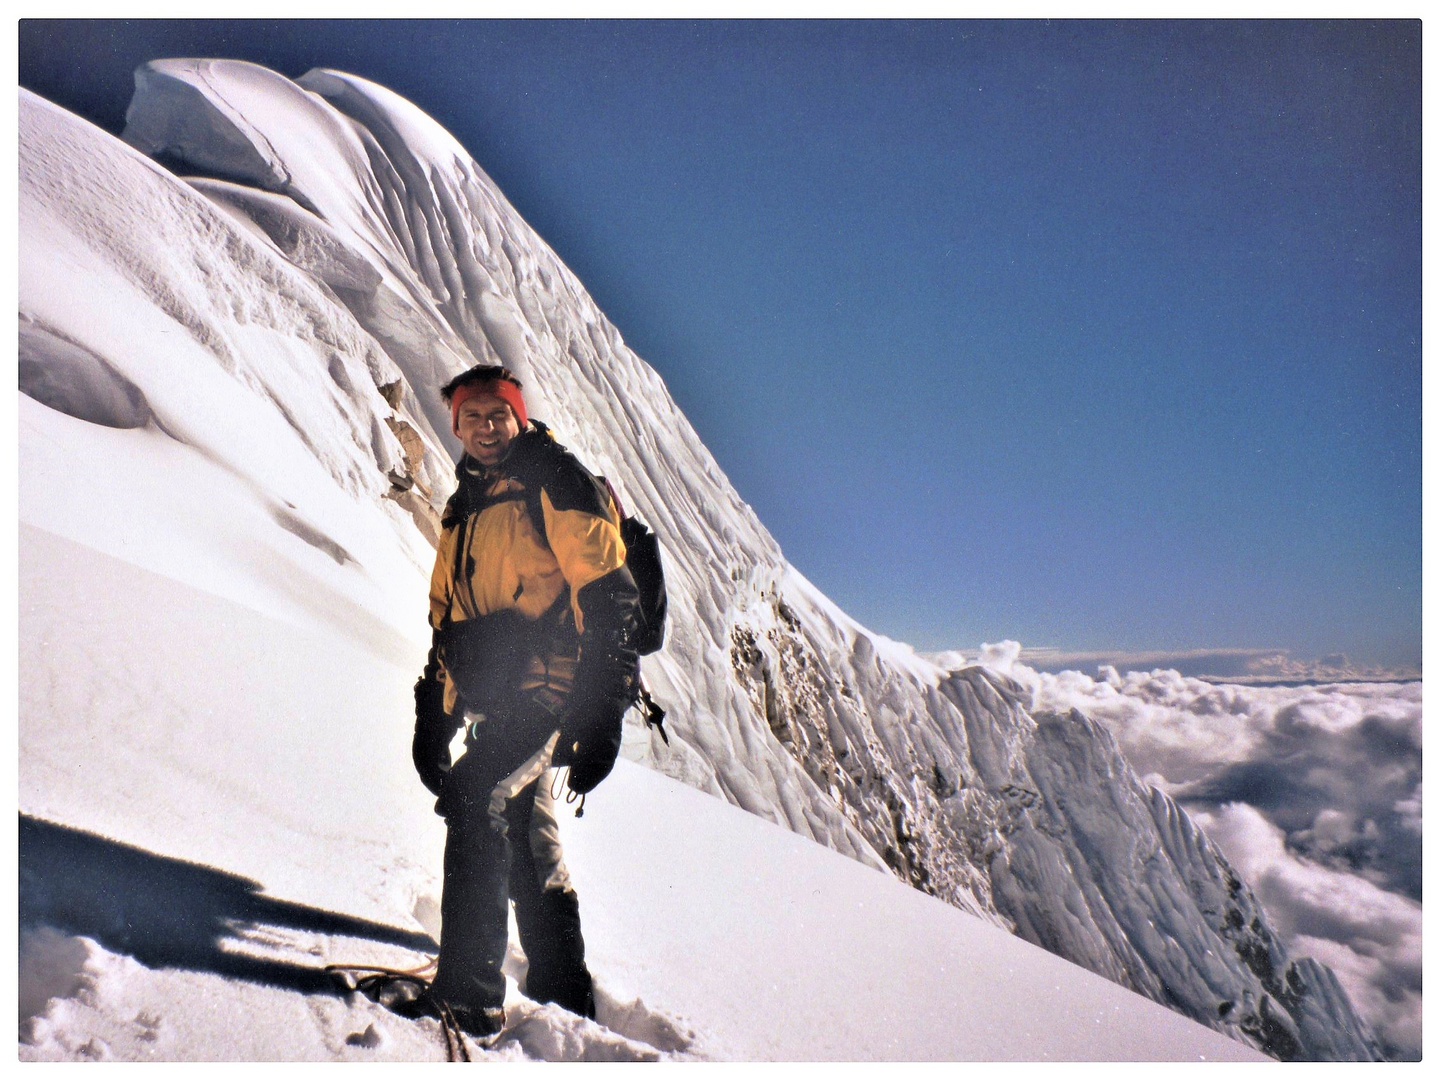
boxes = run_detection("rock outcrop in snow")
[18,60,1381,1060]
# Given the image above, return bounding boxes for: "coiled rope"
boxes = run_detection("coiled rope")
[325,959,478,1062]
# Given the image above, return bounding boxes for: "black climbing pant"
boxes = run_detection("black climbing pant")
[429,709,596,1020]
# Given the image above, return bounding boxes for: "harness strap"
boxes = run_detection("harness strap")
[443,511,477,625]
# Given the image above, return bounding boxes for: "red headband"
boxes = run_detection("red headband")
[450,379,528,434]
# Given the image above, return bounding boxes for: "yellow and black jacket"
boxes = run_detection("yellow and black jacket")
[426,422,639,720]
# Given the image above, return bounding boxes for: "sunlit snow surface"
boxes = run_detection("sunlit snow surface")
[18,530,1260,1061]
[16,64,1385,1059]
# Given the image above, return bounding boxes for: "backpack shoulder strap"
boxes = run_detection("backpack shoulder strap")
[512,425,616,539]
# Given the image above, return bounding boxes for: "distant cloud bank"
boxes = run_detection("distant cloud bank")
[1015,645,1419,685]
[922,641,1422,1060]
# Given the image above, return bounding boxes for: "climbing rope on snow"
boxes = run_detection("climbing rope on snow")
[325,960,476,1062]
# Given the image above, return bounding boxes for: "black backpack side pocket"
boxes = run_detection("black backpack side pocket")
[619,516,667,656]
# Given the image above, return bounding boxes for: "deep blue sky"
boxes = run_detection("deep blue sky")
[19,20,1422,667]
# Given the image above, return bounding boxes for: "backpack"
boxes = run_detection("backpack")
[602,483,671,743]
[608,488,668,657]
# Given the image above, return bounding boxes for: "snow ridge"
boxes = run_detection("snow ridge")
[17,62,1380,1060]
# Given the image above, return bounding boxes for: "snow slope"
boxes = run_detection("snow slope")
[17,62,1379,1059]
[18,524,1260,1061]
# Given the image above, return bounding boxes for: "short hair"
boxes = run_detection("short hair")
[440,365,523,404]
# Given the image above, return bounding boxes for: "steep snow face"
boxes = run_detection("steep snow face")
[18,61,1380,1060]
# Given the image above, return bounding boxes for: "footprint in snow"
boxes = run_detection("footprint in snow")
[594,985,699,1056]
[493,1000,664,1062]
[500,941,700,1059]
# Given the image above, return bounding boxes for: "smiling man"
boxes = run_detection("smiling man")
[409,364,640,1039]
[457,390,521,466]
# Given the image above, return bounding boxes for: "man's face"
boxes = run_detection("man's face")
[456,394,520,466]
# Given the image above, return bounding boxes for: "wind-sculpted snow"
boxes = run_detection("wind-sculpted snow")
[17,62,1382,1059]
[19,321,154,429]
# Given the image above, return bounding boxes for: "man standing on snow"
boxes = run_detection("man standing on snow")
[411,364,639,1039]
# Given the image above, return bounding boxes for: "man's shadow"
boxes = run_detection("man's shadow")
[19,814,436,996]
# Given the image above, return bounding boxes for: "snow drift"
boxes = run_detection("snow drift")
[17,60,1381,1060]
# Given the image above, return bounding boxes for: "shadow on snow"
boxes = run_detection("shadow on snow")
[18,814,435,996]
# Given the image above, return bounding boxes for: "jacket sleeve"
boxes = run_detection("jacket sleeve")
[426,523,465,713]
[538,467,640,705]
[539,488,628,635]
[429,523,459,631]
[573,566,641,693]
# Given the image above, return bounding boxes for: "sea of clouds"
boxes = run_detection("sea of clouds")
[956,643,1421,1060]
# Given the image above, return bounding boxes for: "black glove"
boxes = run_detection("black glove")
[564,690,631,795]
[413,647,461,798]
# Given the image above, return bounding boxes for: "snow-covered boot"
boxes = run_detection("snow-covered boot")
[446,1002,506,1040]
